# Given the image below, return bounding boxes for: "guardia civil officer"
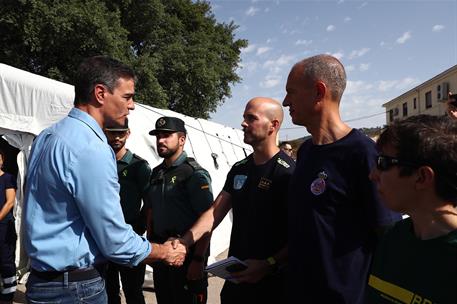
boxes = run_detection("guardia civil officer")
[145,116,213,304]
[104,119,151,304]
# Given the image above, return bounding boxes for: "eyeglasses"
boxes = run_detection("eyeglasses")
[376,155,420,171]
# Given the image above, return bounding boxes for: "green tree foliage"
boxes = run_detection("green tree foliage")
[0,0,247,118]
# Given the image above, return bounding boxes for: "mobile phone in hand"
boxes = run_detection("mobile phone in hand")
[225,263,248,273]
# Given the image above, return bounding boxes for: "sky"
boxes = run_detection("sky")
[208,0,457,140]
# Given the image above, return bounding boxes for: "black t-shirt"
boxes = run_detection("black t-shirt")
[223,150,295,260]
[0,172,17,223]
[288,129,401,304]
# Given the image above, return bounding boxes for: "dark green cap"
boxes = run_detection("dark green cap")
[105,118,129,131]
[149,116,187,135]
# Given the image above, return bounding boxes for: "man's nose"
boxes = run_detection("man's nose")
[368,167,379,182]
[128,99,135,110]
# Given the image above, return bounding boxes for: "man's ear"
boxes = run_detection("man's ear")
[270,119,280,133]
[415,166,435,190]
[94,84,106,105]
[315,81,326,102]
[179,134,186,147]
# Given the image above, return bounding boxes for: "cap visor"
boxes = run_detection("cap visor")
[149,129,177,135]
[105,128,129,131]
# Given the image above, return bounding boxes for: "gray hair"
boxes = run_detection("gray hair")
[299,54,346,102]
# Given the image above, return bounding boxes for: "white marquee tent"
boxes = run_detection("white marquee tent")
[0,63,252,280]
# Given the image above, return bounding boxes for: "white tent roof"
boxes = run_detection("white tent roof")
[0,63,74,135]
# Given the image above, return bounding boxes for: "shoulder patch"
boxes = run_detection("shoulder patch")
[277,157,290,168]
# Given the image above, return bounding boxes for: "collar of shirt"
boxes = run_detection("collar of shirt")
[118,150,133,165]
[68,108,107,144]
[160,151,187,170]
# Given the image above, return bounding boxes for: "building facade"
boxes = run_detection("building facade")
[383,65,457,125]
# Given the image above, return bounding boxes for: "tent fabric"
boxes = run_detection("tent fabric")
[0,63,252,278]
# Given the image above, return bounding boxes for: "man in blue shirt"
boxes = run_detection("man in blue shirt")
[23,56,186,303]
[283,54,401,303]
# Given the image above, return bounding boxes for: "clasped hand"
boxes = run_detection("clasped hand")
[162,240,187,266]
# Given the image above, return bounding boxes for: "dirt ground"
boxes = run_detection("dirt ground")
[13,250,227,304]
[13,275,224,304]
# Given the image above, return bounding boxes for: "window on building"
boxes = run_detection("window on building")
[437,84,442,100]
[389,109,394,122]
[402,102,408,117]
[413,97,417,109]
[425,91,432,109]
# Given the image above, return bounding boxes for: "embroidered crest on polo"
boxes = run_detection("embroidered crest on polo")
[158,118,166,127]
[233,175,247,190]
[310,171,328,196]
[258,177,272,190]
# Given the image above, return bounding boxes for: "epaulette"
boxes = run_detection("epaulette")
[132,153,147,162]
[277,157,290,168]
[185,157,204,171]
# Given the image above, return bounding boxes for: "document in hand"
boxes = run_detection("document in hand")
[205,256,248,283]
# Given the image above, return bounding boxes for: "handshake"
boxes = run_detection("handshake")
[147,237,191,267]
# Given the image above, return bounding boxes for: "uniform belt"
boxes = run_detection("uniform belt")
[31,265,103,282]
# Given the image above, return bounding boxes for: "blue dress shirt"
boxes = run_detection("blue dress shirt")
[24,108,151,271]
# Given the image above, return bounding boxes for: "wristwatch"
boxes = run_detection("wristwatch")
[266,256,279,273]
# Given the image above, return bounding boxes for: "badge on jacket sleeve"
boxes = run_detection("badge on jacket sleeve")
[310,171,327,196]
[234,175,247,190]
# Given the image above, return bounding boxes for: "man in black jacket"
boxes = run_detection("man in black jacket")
[145,116,214,304]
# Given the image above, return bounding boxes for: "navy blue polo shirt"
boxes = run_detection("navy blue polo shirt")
[0,172,17,223]
[288,129,401,304]
[223,150,295,260]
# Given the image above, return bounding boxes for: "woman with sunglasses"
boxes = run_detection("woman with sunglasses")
[367,115,457,304]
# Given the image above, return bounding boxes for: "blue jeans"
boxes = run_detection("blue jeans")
[26,272,107,303]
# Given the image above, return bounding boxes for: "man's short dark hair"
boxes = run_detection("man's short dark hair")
[73,56,136,105]
[377,115,457,203]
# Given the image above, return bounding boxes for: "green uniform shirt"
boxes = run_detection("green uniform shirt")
[366,218,457,304]
[117,150,151,233]
[146,151,213,241]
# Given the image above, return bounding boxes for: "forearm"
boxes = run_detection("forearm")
[143,242,167,264]
[192,232,212,259]
[0,199,14,222]
[183,191,232,246]
[183,207,217,247]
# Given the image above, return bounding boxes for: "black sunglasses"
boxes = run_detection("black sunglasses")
[376,155,421,171]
